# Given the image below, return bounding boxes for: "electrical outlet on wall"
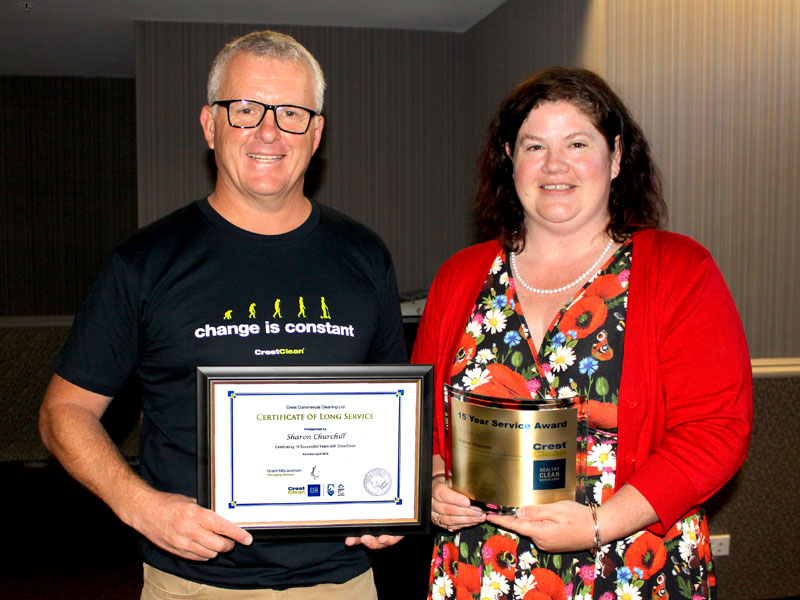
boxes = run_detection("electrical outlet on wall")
[710,534,730,556]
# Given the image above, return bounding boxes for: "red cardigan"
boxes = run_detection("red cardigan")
[411,229,752,534]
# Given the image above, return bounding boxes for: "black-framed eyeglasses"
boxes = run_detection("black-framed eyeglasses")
[213,99,317,134]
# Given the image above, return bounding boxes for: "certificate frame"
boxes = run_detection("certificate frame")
[197,364,433,538]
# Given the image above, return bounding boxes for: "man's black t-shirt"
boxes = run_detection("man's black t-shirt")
[54,199,407,588]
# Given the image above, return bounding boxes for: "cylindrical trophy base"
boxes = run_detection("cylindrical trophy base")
[444,385,586,511]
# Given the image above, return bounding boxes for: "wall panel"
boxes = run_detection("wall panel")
[135,22,468,294]
[579,0,800,357]
[0,76,137,315]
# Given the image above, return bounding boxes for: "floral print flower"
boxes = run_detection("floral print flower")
[518,551,536,571]
[624,532,667,580]
[548,345,576,372]
[490,255,503,274]
[525,379,541,395]
[560,295,608,339]
[456,562,481,595]
[579,356,599,376]
[588,442,617,471]
[432,573,454,600]
[484,308,508,334]
[462,366,491,391]
[493,295,509,310]
[615,582,642,600]
[551,331,567,348]
[441,542,458,575]
[578,564,595,584]
[466,319,483,338]
[585,273,626,299]
[615,566,632,583]
[476,348,495,364]
[482,571,510,597]
[593,470,616,504]
[557,386,575,398]
[528,568,567,600]
[504,330,522,347]
[482,534,518,581]
[678,537,699,566]
[473,363,531,398]
[513,573,535,600]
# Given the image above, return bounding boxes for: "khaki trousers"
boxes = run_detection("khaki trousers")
[141,564,378,600]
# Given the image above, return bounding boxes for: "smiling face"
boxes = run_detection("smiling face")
[507,101,621,237]
[200,52,323,214]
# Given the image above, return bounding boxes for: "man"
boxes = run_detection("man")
[39,30,406,598]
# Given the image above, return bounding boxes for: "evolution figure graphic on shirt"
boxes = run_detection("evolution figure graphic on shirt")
[222,297,333,322]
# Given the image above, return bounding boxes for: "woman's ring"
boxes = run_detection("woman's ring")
[433,514,454,532]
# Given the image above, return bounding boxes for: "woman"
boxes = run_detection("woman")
[411,67,752,600]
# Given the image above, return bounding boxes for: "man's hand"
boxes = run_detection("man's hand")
[129,490,253,561]
[39,375,252,561]
[344,534,404,550]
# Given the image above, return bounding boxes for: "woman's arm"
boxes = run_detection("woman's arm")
[487,484,656,552]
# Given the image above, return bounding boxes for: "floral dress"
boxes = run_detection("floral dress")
[429,241,716,600]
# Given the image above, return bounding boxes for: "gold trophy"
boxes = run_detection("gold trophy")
[443,384,587,515]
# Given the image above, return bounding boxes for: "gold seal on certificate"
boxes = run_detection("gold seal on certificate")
[196,365,433,538]
[443,384,587,514]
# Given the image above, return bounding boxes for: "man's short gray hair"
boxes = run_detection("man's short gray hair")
[207,30,326,113]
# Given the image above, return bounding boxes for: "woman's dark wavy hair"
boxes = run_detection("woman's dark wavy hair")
[476,67,666,250]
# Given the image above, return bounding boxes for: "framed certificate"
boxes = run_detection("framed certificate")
[197,365,433,538]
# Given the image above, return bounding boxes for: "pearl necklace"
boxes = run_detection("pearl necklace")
[510,237,614,295]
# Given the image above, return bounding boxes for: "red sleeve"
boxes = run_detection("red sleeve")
[411,241,502,460]
[410,268,448,456]
[620,232,753,534]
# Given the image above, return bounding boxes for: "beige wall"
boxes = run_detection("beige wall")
[578,0,800,358]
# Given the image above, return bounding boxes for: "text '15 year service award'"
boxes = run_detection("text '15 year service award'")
[443,384,588,515]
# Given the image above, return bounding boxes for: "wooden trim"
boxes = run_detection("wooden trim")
[751,358,800,379]
[0,315,74,328]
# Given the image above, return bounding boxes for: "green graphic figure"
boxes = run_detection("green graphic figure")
[249,303,257,318]
[223,310,233,320]
[320,297,331,319]
[273,299,282,318]
[298,297,306,318]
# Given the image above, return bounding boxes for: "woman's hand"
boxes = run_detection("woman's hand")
[429,454,486,532]
[431,475,487,532]
[487,485,659,553]
[487,501,594,553]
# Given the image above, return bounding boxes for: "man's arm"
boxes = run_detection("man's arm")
[39,374,252,560]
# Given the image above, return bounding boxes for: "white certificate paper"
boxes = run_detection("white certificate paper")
[197,366,432,536]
